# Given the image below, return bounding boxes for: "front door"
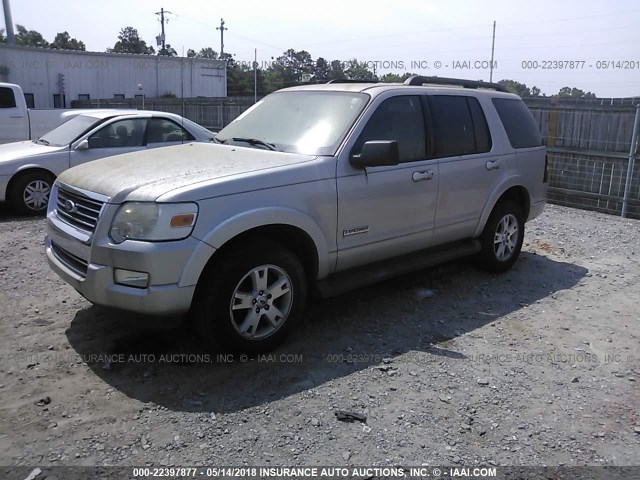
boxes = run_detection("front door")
[336,94,439,272]
[70,118,147,168]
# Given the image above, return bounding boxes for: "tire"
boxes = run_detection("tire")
[476,200,525,273]
[8,171,55,216]
[193,240,307,354]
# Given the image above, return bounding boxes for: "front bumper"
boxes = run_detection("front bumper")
[45,215,214,315]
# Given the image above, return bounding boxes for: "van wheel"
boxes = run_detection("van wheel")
[476,200,524,273]
[9,171,55,216]
[193,240,307,354]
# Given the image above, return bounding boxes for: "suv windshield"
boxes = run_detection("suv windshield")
[216,91,369,155]
[38,115,103,147]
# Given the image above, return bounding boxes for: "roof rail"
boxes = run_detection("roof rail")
[327,79,379,84]
[403,75,508,93]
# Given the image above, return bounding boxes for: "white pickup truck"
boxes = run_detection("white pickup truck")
[0,82,94,144]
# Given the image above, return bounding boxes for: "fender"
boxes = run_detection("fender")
[473,174,530,238]
[184,206,332,284]
[13,163,59,176]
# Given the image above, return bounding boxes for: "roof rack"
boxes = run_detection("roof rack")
[403,75,508,92]
[327,79,379,84]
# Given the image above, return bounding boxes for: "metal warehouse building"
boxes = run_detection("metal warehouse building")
[0,44,227,108]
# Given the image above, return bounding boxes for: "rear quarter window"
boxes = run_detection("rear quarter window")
[492,98,542,149]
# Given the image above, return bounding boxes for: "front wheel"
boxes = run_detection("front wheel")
[9,171,55,216]
[193,240,307,353]
[476,200,525,273]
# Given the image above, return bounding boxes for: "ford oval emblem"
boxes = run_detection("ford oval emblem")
[63,199,77,213]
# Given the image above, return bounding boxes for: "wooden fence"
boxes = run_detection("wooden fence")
[524,97,640,219]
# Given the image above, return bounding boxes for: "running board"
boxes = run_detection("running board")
[315,239,481,298]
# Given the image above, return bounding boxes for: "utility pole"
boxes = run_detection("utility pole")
[254,49,258,104]
[155,7,172,55]
[2,0,15,44]
[217,18,227,56]
[489,21,496,83]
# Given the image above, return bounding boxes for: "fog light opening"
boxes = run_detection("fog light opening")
[114,269,149,288]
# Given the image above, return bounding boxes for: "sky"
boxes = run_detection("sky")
[2,0,640,97]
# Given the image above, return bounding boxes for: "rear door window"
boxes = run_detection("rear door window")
[428,95,476,157]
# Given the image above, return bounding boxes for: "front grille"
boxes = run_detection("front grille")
[51,241,89,278]
[56,187,105,234]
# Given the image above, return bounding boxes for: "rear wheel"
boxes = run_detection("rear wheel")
[476,200,524,273]
[193,240,307,353]
[9,171,55,216]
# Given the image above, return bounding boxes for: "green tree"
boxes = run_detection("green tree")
[498,79,530,97]
[313,57,330,81]
[51,31,86,51]
[270,49,315,86]
[15,25,49,47]
[558,86,595,98]
[343,59,376,80]
[328,60,346,80]
[187,49,197,58]
[0,29,6,43]
[262,68,285,93]
[196,47,218,59]
[379,72,415,83]
[158,45,177,56]
[498,79,544,97]
[108,27,155,54]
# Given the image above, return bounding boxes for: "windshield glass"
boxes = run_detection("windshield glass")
[216,91,369,155]
[38,115,102,147]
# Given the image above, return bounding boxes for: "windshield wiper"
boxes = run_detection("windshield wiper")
[36,138,50,146]
[230,137,278,151]
[212,136,224,144]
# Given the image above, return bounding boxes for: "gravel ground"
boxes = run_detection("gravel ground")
[0,203,639,470]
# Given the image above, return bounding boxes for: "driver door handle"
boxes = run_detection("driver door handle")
[486,160,501,170]
[412,170,434,182]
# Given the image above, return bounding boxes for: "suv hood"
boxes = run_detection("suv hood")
[57,143,318,203]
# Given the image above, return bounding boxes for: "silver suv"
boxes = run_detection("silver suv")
[45,76,547,353]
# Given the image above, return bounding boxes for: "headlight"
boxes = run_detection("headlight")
[109,202,198,244]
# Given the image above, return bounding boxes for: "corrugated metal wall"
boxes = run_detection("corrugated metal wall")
[0,44,227,108]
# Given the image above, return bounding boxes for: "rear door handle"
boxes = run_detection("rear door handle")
[412,170,434,182]
[486,160,500,170]
[10,115,24,119]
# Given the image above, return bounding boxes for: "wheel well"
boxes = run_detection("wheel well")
[497,186,530,219]
[201,224,320,281]
[7,167,56,195]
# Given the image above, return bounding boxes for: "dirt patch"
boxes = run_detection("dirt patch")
[0,204,639,468]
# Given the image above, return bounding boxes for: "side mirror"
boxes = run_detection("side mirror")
[350,140,399,168]
[75,139,89,151]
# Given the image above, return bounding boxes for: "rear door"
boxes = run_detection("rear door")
[144,117,196,149]
[428,94,503,245]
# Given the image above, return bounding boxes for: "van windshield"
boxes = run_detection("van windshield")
[215,91,369,156]
[37,115,102,147]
